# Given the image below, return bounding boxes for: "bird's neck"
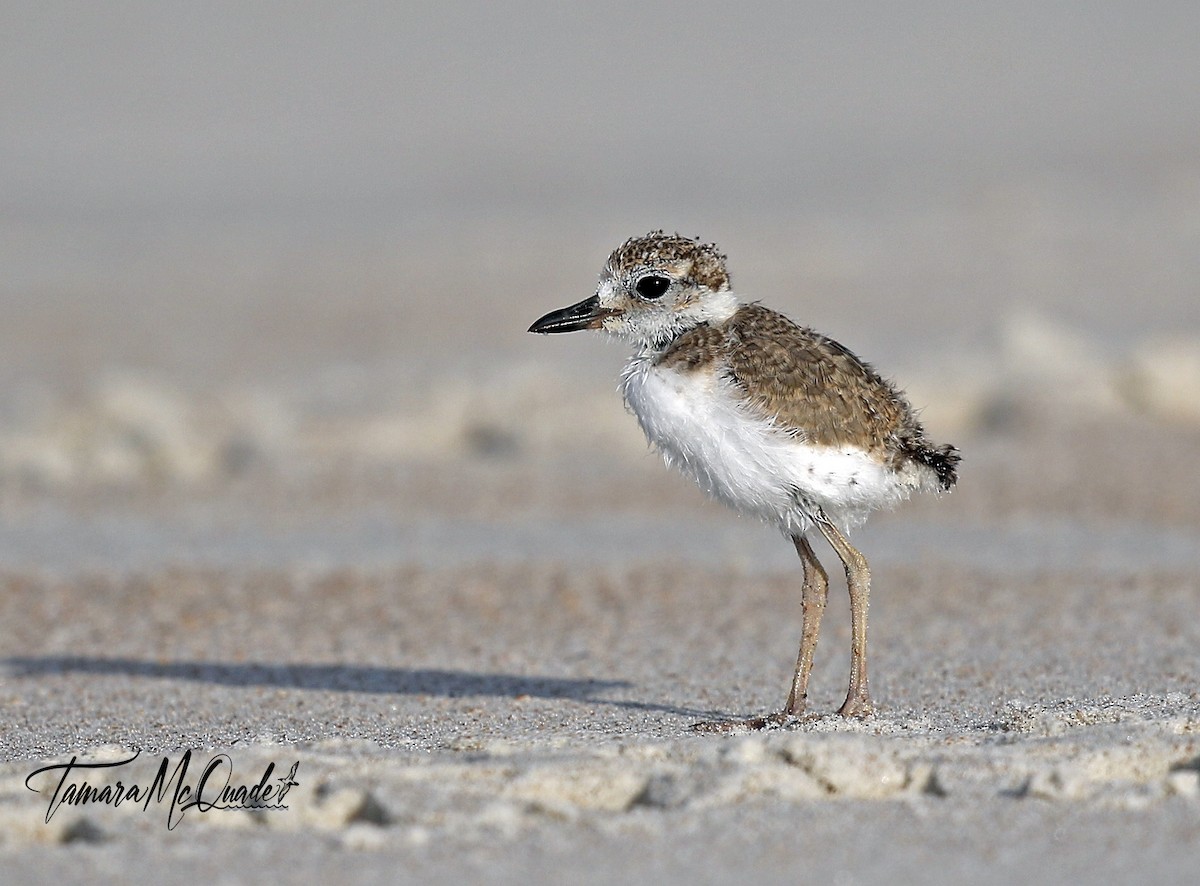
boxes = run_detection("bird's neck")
[628,291,740,356]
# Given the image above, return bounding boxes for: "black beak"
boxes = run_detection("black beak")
[528,295,618,334]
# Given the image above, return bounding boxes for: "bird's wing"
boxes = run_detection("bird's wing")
[723,304,910,449]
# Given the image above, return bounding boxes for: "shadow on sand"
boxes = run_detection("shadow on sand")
[2,656,722,718]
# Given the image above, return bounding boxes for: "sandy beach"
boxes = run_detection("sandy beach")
[2,4,1200,883]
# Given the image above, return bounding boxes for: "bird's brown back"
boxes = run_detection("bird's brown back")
[657,303,935,463]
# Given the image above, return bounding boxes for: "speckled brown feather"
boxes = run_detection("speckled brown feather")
[658,303,959,488]
[607,231,730,293]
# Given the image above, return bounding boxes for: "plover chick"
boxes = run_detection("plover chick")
[529,231,959,728]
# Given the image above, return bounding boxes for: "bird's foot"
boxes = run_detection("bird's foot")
[836,692,874,719]
[691,710,808,734]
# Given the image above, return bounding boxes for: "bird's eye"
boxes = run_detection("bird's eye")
[635,275,671,299]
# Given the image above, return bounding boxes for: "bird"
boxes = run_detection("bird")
[528,231,959,728]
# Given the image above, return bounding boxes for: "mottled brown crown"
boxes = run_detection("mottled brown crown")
[607,231,731,292]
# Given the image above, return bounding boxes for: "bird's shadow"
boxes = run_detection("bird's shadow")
[1,655,723,719]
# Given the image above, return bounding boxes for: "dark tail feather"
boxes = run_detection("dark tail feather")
[915,443,960,491]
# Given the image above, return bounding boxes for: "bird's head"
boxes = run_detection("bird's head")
[528,231,738,351]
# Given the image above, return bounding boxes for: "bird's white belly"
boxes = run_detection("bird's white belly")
[620,359,911,533]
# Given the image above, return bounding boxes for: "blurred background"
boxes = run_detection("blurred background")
[1,2,1198,568]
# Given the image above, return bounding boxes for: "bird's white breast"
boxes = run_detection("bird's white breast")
[619,356,916,533]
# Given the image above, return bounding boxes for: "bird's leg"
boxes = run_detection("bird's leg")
[782,533,829,717]
[816,516,873,718]
[692,533,831,733]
